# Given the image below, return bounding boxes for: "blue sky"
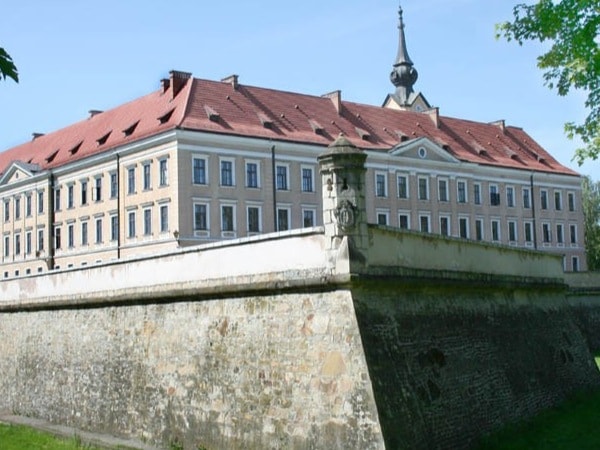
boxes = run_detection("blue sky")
[1,0,598,179]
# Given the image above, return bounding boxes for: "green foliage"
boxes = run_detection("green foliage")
[0,47,18,83]
[496,0,600,164]
[477,389,600,449]
[583,176,600,270]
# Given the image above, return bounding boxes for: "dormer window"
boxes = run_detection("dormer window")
[123,121,139,137]
[97,131,111,146]
[158,108,175,124]
[69,141,83,155]
[46,150,59,163]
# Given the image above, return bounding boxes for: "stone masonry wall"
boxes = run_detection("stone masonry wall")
[352,279,600,450]
[0,290,384,450]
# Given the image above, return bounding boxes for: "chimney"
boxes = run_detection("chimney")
[322,90,342,115]
[425,107,440,128]
[161,78,170,93]
[88,110,103,118]
[490,119,506,133]
[31,132,44,141]
[169,70,192,98]
[221,74,239,90]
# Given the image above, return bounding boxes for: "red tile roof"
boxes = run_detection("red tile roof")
[0,73,579,177]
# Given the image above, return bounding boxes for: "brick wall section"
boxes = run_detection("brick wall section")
[0,291,384,450]
[352,280,600,450]
[566,272,600,353]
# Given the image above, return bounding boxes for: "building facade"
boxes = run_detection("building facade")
[0,9,586,278]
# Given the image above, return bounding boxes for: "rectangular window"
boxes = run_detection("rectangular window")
[438,179,448,202]
[375,172,387,197]
[556,223,564,244]
[38,229,44,252]
[554,191,562,211]
[194,204,208,231]
[570,224,577,244]
[193,157,207,185]
[3,200,8,222]
[473,183,482,205]
[490,185,500,206]
[506,186,515,207]
[95,218,102,244]
[67,185,74,209]
[38,191,44,214]
[54,188,61,211]
[68,224,74,248]
[276,165,288,190]
[399,213,410,230]
[110,216,118,241]
[143,209,152,235]
[26,231,32,254]
[246,162,259,188]
[143,163,151,190]
[377,212,389,226]
[14,234,20,255]
[418,176,429,200]
[508,220,517,242]
[419,215,430,233]
[3,235,8,257]
[14,197,20,220]
[524,221,533,244]
[220,160,234,186]
[301,167,314,192]
[568,192,575,212]
[572,256,579,272]
[491,220,500,241]
[25,194,32,217]
[81,180,88,205]
[277,208,289,231]
[523,187,531,209]
[160,205,169,233]
[303,209,315,228]
[439,216,450,236]
[397,175,408,199]
[222,205,235,231]
[459,217,469,238]
[128,212,136,238]
[457,180,467,203]
[541,190,548,210]
[159,159,168,186]
[248,206,261,233]
[81,222,88,246]
[475,219,483,241]
[94,177,102,202]
[110,173,118,198]
[542,223,551,243]
[128,167,136,194]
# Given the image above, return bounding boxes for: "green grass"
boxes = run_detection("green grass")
[477,355,600,449]
[0,423,104,450]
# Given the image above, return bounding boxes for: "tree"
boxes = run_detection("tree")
[582,176,600,271]
[0,47,18,83]
[496,0,600,165]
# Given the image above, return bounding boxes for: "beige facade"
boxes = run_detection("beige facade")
[0,124,586,279]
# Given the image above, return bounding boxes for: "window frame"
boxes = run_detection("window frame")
[437,178,449,202]
[220,158,235,187]
[418,176,429,201]
[275,164,289,191]
[375,171,388,198]
[192,156,208,185]
[245,160,260,189]
[301,166,314,193]
[397,173,409,199]
[247,205,262,233]
[457,180,467,203]
[193,202,209,232]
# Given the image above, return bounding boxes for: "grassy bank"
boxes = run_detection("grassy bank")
[477,356,600,449]
[0,422,104,449]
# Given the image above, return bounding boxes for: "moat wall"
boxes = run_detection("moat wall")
[0,229,599,449]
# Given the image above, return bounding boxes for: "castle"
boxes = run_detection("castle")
[0,7,586,278]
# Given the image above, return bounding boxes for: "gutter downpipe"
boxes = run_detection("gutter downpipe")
[271,144,277,232]
[116,153,121,260]
[530,172,538,250]
[47,171,55,270]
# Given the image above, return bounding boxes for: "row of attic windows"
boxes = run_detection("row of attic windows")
[43,108,175,165]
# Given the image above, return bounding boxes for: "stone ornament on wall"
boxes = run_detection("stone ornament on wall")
[334,199,356,231]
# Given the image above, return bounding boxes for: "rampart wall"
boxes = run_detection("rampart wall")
[0,226,599,449]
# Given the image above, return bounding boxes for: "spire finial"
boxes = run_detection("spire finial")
[390,3,418,105]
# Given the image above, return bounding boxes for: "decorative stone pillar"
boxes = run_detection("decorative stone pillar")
[318,133,368,254]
